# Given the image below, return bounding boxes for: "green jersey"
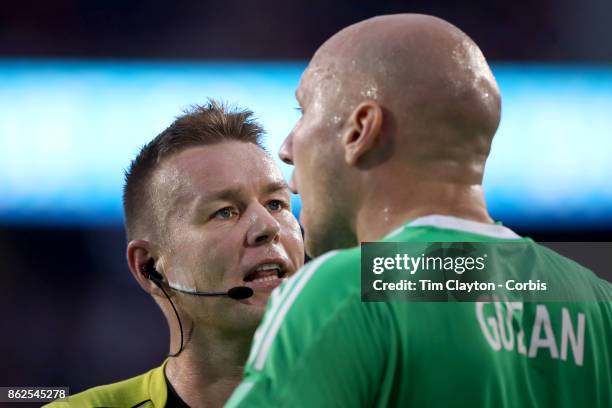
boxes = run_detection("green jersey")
[227,215,612,407]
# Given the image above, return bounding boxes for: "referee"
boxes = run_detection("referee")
[47,101,304,407]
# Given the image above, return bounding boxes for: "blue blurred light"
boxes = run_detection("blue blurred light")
[0,60,610,229]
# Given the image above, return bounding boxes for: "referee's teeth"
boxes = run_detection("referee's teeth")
[252,273,280,283]
[254,263,281,271]
[244,266,281,282]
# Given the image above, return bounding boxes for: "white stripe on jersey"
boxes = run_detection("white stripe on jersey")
[225,381,254,408]
[247,256,318,366]
[246,283,284,365]
[254,250,339,370]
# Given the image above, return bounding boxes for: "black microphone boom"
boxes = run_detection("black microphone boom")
[166,284,254,300]
[142,259,254,358]
[227,286,254,300]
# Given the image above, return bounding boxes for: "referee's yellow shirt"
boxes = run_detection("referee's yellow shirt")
[44,360,168,408]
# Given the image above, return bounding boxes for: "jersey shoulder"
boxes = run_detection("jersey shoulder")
[294,224,513,302]
[259,247,363,346]
[284,222,533,315]
[44,362,167,408]
[295,247,362,301]
[535,243,612,299]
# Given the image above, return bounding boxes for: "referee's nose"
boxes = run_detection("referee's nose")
[246,203,281,246]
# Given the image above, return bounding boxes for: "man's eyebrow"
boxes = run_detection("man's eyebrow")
[189,188,244,213]
[191,181,289,210]
[201,188,244,202]
[205,181,289,199]
[264,180,290,194]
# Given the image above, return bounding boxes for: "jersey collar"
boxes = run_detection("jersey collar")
[148,358,169,407]
[384,214,522,240]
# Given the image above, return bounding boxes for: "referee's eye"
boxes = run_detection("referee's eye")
[213,207,238,220]
[266,199,284,212]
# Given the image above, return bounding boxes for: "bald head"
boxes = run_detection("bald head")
[300,14,500,183]
[281,14,501,254]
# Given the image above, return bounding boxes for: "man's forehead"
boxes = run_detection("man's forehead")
[190,166,286,194]
[298,62,334,94]
[196,177,288,200]
[160,144,285,196]
[166,143,268,173]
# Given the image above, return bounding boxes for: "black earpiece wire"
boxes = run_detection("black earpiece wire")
[144,259,185,357]
[152,279,184,357]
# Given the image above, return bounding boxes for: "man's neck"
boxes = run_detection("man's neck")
[165,327,254,408]
[356,179,492,242]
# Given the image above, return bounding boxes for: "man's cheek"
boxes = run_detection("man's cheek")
[200,246,230,282]
[287,219,305,252]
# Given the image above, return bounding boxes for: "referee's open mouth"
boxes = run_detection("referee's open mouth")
[242,260,288,290]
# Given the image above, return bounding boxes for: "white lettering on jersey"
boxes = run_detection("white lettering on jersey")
[476,302,585,367]
[528,305,559,358]
[560,307,585,366]
[476,302,502,351]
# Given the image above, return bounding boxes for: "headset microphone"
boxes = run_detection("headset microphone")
[140,259,254,357]
[163,283,254,300]
[226,286,255,300]
[141,259,253,300]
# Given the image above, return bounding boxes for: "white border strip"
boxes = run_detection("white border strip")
[246,268,305,366]
[246,285,284,365]
[253,250,339,370]
[386,214,522,240]
[226,381,254,408]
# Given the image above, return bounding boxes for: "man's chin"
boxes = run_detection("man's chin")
[305,232,327,258]
[305,228,357,258]
[302,212,335,257]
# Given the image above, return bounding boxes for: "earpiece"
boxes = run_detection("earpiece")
[136,254,254,358]
[140,258,163,281]
[139,257,184,358]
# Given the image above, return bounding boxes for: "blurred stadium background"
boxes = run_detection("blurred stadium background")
[1,0,611,398]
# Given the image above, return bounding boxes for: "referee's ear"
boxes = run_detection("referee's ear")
[127,240,162,295]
